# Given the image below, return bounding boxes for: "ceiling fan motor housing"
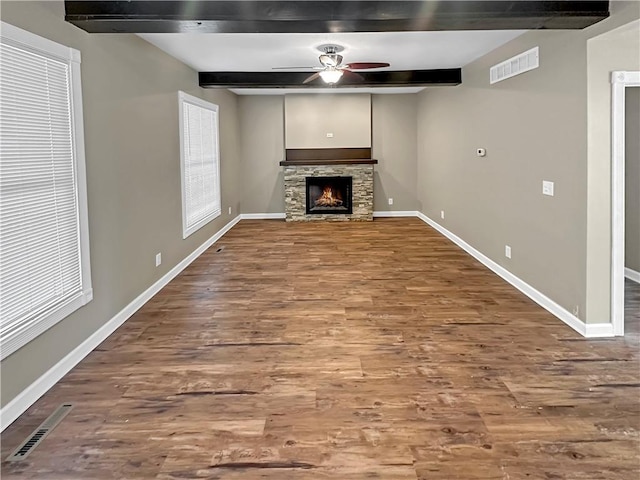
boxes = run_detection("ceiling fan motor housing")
[317,44,345,67]
[319,53,343,67]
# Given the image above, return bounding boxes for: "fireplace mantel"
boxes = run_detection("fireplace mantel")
[279,158,378,166]
[280,147,377,166]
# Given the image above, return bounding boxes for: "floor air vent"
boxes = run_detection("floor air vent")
[490,47,539,84]
[5,403,73,462]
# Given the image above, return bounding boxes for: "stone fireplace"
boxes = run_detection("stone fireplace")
[280,148,376,222]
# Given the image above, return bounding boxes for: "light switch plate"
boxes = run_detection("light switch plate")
[542,180,554,196]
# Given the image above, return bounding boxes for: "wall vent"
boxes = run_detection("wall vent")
[490,47,539,84]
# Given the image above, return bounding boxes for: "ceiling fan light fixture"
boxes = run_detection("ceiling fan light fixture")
[319,69,343,84]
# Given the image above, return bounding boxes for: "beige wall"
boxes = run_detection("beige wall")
[417,2,640,324]
[240,94,418,213]
[372,95,418,211]
[0,1,242,407]
[586,15,640,323]
[284,94,371,149]
[239,96,285,214]
[626,87,640,273]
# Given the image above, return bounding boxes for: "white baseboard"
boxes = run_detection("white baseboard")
[415,212,614,339]
[242,212,419,220]
[240,213,286,220]
[0,215,242,432]
[373,210,419,218]
[583,322,615,337]
[625,267,640,284]
[241,212,419,220]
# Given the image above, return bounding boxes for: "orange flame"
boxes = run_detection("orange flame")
[315,185,343,207]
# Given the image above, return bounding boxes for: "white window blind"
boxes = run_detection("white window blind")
[0,22,92,360]
[179,92,221,238]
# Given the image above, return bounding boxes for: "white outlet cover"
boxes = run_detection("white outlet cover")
[505,245,511,259]
[155,253,162,266]
[326,132,334,138]
[388,198,393,205]
[440,210,445,219]
[542,180,554,196]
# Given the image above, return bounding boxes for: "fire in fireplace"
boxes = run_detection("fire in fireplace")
[306,176,352,215]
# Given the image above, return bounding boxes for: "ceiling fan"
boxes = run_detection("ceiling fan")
[274,45,390,85]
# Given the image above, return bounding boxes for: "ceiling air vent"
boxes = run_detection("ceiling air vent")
[490,47,539,84]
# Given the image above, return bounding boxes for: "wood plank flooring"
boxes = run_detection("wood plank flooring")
[2,218,639,479]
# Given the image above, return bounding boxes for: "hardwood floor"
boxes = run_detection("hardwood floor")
[2,218,639,479]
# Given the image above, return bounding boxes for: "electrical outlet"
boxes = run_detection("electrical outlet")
[542,180,554,196]
[155,252,162,267]
[505,245,511,259]
[388,198,393,206]
[326,132,334,138]
[228,206,232,215]
[476,148,486,157]
[440,210,445,219]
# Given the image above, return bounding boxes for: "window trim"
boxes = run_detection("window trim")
[178,91,222,239]
[0,22,92,360]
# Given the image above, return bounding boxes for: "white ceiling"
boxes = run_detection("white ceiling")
[139,30,525,94]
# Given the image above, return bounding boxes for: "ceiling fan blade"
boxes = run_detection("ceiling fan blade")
[302,72,321,84]
[344,62,390,70]
[272,66,319,70]
[342,70,364,82]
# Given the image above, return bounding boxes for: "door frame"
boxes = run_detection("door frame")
[611,71,640,336]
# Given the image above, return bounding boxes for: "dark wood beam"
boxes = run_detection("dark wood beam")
[65,1,609,34]
[198,69,462,89]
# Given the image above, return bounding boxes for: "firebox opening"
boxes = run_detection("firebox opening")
[306,176,353,215]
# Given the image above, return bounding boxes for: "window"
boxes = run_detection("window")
[178,92,221,238]
[0,22,92,360]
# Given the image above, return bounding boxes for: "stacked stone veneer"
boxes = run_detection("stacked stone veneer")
[284,164,374,222]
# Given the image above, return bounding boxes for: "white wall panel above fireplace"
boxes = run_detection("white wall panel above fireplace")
[284,94,371,149]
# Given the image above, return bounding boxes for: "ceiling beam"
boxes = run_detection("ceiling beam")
[198,69,462,89]
[65,1,609,34]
